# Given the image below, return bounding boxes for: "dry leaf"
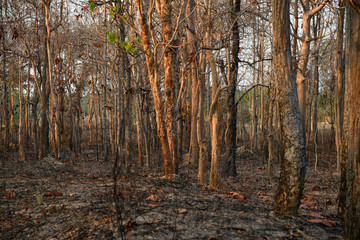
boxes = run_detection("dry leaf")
[229,192,246,202]
[146,194,161,202]
[178,208,188,214]
[146,203,157,207]
[308,219,336,227]
[14,209,27,215]
[44,190,63,197]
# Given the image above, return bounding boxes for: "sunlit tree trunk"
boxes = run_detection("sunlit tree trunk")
[272,0,307,215]
[295,0,327,141]
[42,0,61,160]
[157,0,179,174]
[136,0,173,178]
[342,2,360,238]
[204,0,221,188]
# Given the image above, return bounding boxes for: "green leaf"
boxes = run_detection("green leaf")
[108,6,119,19]
[106,31,117,44]
[121,41,137,54]
[136,37,141,44]
[112,6,119,12]
[89,1,96,12]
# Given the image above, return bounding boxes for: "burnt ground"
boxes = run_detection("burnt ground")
[1,148,343,240]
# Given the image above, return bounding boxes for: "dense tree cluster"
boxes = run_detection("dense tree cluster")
[0,0,359,238]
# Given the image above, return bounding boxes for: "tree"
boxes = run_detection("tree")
[224,0,240,177]
[135,0,173,178]
[342,2,360,239]
[271,0,307,215]
[294,0,328,141]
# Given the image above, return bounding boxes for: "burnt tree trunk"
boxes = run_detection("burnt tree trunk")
[272,0,307,215]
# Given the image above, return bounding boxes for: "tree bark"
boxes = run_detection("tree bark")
[157,0,179,174]
[224,0,240,177]
[187,0,200,169]
[343,2,360,238]
[136,0,173,178]
[18,57,26,161]
[295,0,327,141]
[334,0,345,173]
[272,0,307,216]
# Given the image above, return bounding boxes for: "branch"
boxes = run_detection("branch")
[208,86,228,119]
[308,0,328,16]
[235,84,269,107]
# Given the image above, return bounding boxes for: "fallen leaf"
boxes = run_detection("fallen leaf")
[146,194,161,202]
[145,203,157,207]
[44,190,63,197]
[214,193,231,198]
[177,208,188,214]
[14,209,27,215]
[87,173,94,178]
[309,212,324,218]
[300,195,317,210]
[229,192,246,202]
[257,166,265,170]
[308,219,336,227]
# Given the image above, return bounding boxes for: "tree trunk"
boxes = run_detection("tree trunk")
[103,6,108,161]
[42,0,61,161]
[18,57,25,161]
[296,0,327,142]
[224,0,240,177]
[205,0,221,188]
[271,0,307,216]
[157,0,179,174]
[187,0,199,169]
[334,0,345,173]
[343,3,360,238]
[136,0,173,178]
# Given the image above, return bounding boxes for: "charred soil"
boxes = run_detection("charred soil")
[1,149,343,239]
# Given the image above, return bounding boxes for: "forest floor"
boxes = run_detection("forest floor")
[1,147,343,239]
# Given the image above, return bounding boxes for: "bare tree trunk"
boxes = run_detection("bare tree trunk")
[272,0,307,215]
[18,57,25,161]
[267,74,275,178]
[136,0,173,178]
[224,0,240,177]
[342,3,360,238]
[1,1,9,150]
[187,0,199,169]
[295,0,327,142]
[334,0,345,173]
[42,0,61,161]
[157,0,179,174]
[250,27,258,152]
[135,93,143,167]
[205,0,221,188]
[31,71,39,160]
[103,6,108,161]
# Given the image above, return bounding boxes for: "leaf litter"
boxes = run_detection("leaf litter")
[0,150,343,239]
